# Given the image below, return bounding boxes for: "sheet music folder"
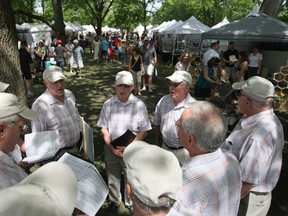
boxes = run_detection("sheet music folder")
[110,129,136,148]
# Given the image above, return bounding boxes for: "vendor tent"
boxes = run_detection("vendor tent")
[171,16,211,54]
[212,17,230,29]
[202,13,288,42]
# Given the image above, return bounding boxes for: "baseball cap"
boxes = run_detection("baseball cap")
[0,93,37,120]
[57,39,62,44]
[232,76,275,102]
[123,141,182,207]
[115,71,134,86]
[43,65,66,82]
[0,81,9,92]
[0,162,78,216]
[166,70,192,86]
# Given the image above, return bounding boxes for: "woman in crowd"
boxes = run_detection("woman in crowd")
[65,38,74,72]
[35,41,46,69]
[92,36,100,63]
[194,57,220,101]
[128,46,144,96]
[235,50,249,82]
[245,45,263,80]
[174,52,191,73]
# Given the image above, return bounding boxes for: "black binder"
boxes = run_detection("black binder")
[110,129,136,148]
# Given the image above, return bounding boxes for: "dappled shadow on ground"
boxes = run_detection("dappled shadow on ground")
[30,53,287,216]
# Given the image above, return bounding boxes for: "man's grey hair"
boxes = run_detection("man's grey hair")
[182,101,227,153]
[0,114,19,124]
[132,193,176,214]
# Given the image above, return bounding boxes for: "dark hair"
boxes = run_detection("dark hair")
[239,50,248,61]
[207,57,220,67]
[21,40,27,46]
[229,41,234,45]
[132,46,140,54]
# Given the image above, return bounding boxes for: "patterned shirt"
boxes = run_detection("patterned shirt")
[0,151,28,190]
[32,89,81,148]
[154,94,196,148]
[97,94,152,140]
[222,109,284,193]
[140,44,156,65]
[167,149,242,216]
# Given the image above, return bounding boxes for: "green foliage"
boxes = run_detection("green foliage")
[278,1,288,23]
[152,0,255,27]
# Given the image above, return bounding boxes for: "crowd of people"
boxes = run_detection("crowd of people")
[0,35,285,216]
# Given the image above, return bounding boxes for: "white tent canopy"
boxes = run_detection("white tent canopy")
[212,17,230,29]
[202,13,288,42]
[171,16,211,34]
[157,20,177,33]
[161,21,183,34]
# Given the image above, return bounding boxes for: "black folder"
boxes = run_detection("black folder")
[110,129,136,148]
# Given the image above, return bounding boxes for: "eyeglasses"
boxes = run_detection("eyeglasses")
[168,82,183,88]
[234,90,251,101]
[11,121,28,133]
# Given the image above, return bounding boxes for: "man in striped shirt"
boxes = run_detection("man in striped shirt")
[167,101,241,216]
[222,76,284,216]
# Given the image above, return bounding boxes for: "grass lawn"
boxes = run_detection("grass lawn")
[28,50,288,216]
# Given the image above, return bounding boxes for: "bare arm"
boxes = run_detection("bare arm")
[101,127,124,158]
[237,61,248,82]
[241,182,255,199]
[154,125,162,146]
[134,131,148,141]
[128,55,132,71]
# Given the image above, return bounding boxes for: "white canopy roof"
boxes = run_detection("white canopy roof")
[171,16,211,34]
[157,20,177,33]
[161,21,184,34]
[212,17,230,29]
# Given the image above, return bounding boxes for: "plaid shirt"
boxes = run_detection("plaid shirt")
[0,151,28,190]
[32,89,81,149]
[168,149,241,216]
[97,94,151,140]
[222,109,284,193]
[154,94,196,147]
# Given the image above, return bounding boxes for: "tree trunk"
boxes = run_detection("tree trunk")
[0,0,27,104]
[260,0,284,18]
[52,0,65,42]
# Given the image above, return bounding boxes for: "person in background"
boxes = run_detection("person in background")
[0,162,78,216]
[222,41,239,82]
[128,46,144,96]
[222,76,284,216]
[72,39,84,79]
[168,101,241,216]
[97,71,151,215]
[35,41,47,69]
[54,39,66,71]
[19,40,34,97]
[174,52,191,73]
[65,39,74,73]
[235,51,249,82]
[92,36,100,63]
[154,71,196,165]
[140,37,157,93]
[32,66,82,155]
[0,93,37,189]
[101,36,109,62]
[194,57,221,101]
[245,45,263,80]
[123,141,182,216]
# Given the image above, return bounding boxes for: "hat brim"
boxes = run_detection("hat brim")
[165,76,183,83]
[18,107,38,120]
[232,81,246,90]
[20,162,77,215]
[47,72,66,83]
[0,82,9,92]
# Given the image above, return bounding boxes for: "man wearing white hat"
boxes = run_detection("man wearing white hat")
[97,71,151,214]
[0,162,78,216]
[0,93,37,189]
[123,141,182,216]
[222,76,284,216]
[32,66,82,153]
[154,70,196,165]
